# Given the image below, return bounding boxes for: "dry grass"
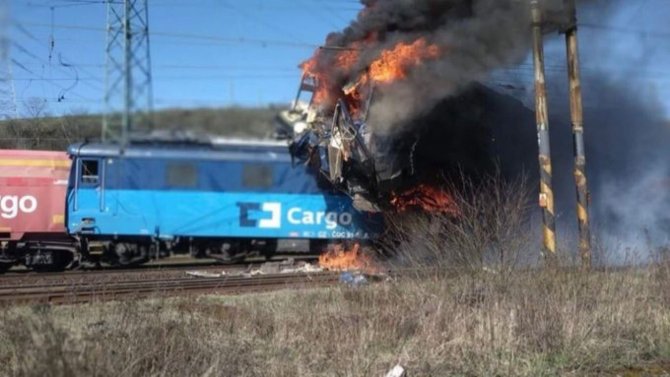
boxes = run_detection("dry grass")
[0,267,669,377]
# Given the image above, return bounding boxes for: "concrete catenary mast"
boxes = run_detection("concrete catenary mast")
[530,0,557,262]
[563,0,592,268]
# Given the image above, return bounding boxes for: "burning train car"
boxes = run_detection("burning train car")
[279,0,571,213]
[282,49,453,213]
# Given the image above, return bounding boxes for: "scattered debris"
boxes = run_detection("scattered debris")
[259,262,281,275]
[338,271,368,287]
[385,364,407,377]
[186,270,227,278]
[280,263,324,274]
[186,261,324,278]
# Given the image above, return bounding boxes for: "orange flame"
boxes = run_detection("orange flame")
[318,243,379,274]
[367,38,440,85]
[301,37,440,114]
[390,184,459,214]
[300,53,331,106]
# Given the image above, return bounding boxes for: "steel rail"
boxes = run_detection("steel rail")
[1,254,319,277]
[0,264,255,285]
[0,255,318,280]
[0,271,343,305]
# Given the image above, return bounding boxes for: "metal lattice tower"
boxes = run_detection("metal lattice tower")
[0,2,18,121]
[102,0,153,143]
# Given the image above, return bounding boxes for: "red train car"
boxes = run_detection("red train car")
[0,150,73,271]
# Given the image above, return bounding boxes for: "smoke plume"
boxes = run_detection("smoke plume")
[305,0,670,261]
[307,0,570,134]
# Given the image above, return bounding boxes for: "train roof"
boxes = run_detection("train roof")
[0,149,69,159]
[0,149,70,179]
[67,138,292,162]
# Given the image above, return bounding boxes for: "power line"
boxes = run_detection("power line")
[10,33,105,93]
[0,3,19,120]
[579,22,670,38]
[11,17,106,96]
[17,21,321,48]
[221,0,312,45]
[12,62,299,71]
[13,74,298,81]
[26,0,361,11]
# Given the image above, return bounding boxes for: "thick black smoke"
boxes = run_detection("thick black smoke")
[313,0,570,133]
[310,0,670,261]
[415,0,670,261]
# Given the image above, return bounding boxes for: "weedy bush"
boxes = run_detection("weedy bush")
[384,171,535,274]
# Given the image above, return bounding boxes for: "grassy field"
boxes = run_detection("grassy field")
[1,267,670,377]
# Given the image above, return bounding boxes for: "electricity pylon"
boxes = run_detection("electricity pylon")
[102,0,153,144]
[0,2,18,121]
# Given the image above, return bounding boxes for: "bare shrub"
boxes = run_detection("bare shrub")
[385,171,533,273]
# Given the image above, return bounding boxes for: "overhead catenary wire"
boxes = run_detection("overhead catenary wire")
[11,17,105,101]
[10,37,104,92]
[9,58,97,103]
[17,21,322,49]
[9,0,670,117]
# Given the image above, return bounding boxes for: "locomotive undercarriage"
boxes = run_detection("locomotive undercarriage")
[1,233,334,273]
[1,237,78,272]
[63,236,323,269]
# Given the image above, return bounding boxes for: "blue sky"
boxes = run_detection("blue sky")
[7,0,361,116]
[5,0,670,117]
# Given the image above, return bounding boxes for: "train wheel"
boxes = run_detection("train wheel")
[0,262,12,273]
[0,241,17,273]
[28,250,73,272]
[105,243,149,266]
[216,243,236,263]
[309,239,329,253]
[259,239,278,260]
[209,242,246,264]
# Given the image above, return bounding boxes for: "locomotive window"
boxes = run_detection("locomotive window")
[80,159,99,185]
[242,165,273,189]
[166,163,198,188]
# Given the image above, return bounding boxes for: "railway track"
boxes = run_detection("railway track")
[0,258,286,278]
[0,271,343,305]
[1,253,319,276]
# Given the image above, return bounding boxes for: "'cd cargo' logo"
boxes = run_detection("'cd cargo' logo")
[237,202,354,230]
[0,195,38,219]
[237,202,281,229]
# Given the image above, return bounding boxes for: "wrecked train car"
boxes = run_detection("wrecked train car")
[278,74,537,213]
[279,75,413,212]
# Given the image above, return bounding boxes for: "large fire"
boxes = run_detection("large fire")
[390,184,460,214]
[367,38,440,85]
[301,37,440,116]
[318,243,379,274]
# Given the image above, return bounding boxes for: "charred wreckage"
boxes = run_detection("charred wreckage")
[276,0,577,216]
[280,74,424,213]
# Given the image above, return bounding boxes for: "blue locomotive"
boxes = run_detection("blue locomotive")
[65,138,381,265]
